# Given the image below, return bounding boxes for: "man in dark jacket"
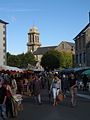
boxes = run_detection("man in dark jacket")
[33,75,42,105]
[0,82,7,120]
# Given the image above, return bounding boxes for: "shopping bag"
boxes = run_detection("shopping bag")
[56,93,64,101]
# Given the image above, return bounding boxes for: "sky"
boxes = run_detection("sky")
[0,0,90,55]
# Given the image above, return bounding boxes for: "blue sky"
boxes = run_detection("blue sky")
[0,0,90,55]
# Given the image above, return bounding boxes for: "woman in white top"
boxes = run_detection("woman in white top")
[51,74,61,106]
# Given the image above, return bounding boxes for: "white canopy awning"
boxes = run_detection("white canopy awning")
[0,65,22,71]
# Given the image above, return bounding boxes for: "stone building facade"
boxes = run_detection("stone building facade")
[86,41,90,66]
[0,19,8,66]
[74,23,90,67]
[55,41,75,54]
[27,26,75,68]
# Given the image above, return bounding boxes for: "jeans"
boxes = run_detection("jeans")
[0,104,8,120]
[34,94,41,103]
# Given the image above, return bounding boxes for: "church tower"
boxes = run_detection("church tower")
[27,26,41,52]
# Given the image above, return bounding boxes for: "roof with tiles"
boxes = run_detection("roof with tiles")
[33,46,57,55]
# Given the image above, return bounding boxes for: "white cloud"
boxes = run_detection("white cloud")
[13,8,40,12]
[7,16,16,23]
[10,16,16,22]
[0,8,40,12]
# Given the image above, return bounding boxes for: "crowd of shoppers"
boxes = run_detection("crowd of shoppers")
[24,72,78,107]
[1,69,86,119]
[0,71,24,120]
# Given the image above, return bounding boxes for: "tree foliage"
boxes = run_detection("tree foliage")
[7,52,19,67]
[40,50,73,71]
[60,52,73,69]
[7,52,36,68]
[40,50,61,71]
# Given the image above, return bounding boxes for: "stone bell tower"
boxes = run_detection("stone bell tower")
[27,26,41,52]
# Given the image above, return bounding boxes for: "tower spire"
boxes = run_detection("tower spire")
[33,21,35,27]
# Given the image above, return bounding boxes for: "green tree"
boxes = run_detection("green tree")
[40,50,61,71]
[19,52,36,68]
[7,52,36,68]
[61,52,73,69]
[17,53,25,68]
[7,52,19,67]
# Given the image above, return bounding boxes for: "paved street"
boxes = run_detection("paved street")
[11,90,90,120]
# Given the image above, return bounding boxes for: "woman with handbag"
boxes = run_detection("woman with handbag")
[50,74,61,106]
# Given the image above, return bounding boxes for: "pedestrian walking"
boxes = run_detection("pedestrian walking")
[47,73,53,102]
[0,82,7,120]
[32,75,42,105]
[82,74,88,91]
[61,74,68,97]
[50,74,62,106]
[11,76,17,96]
[69,73,77,107]
[5,81,14,118]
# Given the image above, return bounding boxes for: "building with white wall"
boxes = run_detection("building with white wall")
[0,19,8,66]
